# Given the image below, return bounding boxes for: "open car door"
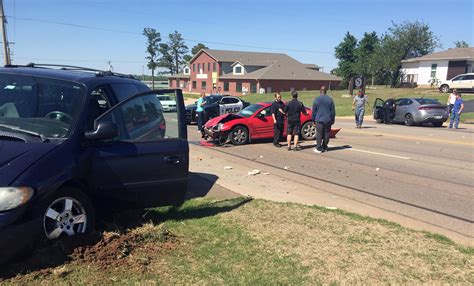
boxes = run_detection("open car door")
[373,98,385,123]
[88,89,188,208]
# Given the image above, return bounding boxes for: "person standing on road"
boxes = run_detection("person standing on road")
[447,89,457,115]
[352,89,369,128]
[284,91,307,151]
[449,92,464,129]
[196,91,206,132]
[271,93,285,147]
[312,86,335,153]
[383,97,396,124]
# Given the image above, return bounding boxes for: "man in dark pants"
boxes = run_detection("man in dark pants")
[284,90,307,151]
[312,86,335,153]
[271,93,285,147]
[383,98,396,124]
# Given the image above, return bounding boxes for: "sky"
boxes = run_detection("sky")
[4,0,473,75]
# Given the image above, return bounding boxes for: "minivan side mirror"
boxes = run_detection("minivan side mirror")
[85,121,118,140]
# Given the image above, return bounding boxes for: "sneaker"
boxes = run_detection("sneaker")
[273,143,282,148]
[294,146,302,151]
[287,146,291,151]
[313,148,322,153]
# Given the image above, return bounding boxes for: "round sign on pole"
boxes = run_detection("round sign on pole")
[355,77,363,88]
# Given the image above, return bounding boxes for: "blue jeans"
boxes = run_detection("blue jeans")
[197,111,204,131]
[355,107,365,126]
[449,112,461,128]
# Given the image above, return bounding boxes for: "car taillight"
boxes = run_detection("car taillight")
[159,123,166,130]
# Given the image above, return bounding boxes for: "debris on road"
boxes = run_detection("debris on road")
[248,169,261,176]
[196,157,203,161]
[259,155,264,158]
[284,166,290,170]
[263,172,270,175]
[224,166,233,170]
[325,206,338,210]
[376,167,380,171]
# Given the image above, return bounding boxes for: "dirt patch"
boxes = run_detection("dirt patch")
[2,223,178,280]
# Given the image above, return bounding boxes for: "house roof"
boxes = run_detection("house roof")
[401,47,474,63]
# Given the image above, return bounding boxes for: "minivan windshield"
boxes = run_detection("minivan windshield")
[0,74,86,139]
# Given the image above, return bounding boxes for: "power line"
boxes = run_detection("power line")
[8,16,333,54]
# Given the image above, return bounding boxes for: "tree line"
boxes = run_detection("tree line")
[333,20,470,88]
[142,28,208,86]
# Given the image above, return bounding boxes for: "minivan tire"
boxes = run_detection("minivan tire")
[35,187,95,241]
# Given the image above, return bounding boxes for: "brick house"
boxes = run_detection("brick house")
[168,49,341,95]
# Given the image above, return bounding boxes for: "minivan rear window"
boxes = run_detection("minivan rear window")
[0,74,86,138]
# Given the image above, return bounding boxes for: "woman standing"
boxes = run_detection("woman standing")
[196,91,206,132]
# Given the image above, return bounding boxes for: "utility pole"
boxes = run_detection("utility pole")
[0,0,11,66]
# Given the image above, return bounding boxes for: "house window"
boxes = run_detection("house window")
[183,67,190,75]
[250,82,257,93]
[431,64,437,78]
[208,63,210,72]
[198,63,201,72]
[224,82,229,91]
[193,64,195,72]
[213,62,217,71]
[235,66,242,74]
[236,82,242,92]
[201,81,207,90]
[202,63,205,72]
[177,79,180,87]
[192,81,197,89]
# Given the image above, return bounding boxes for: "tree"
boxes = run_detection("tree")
[382,21,441,86]
[454,40,469,48]
[191,43,209,55]
[353,32,380,86]
[157,43,175,74]
[334,32,358,87]
[168,31,189,75]
[143,28,161,89]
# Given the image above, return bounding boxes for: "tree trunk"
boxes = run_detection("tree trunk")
[152,69,155,89]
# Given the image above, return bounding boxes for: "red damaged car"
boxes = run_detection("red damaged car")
[202,102,340,145]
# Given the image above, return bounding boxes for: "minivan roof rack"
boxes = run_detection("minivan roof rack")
[7,63,137,80]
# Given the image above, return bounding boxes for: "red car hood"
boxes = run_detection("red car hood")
[205,113,243,127]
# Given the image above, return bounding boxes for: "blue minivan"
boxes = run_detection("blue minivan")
[0,65,189,264]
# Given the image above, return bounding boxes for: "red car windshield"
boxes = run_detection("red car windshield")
[237,104,263,118]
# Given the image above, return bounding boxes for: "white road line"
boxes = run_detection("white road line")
[328,145,411,160]
[336,122,394,128]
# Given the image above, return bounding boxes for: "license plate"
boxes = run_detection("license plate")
[434,115,442,119]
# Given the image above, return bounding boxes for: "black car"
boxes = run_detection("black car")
[0,64,188,264]
[185,95,250,124]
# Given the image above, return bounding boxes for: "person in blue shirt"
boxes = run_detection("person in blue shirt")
[196,91,206,132]
[449,93,464,129]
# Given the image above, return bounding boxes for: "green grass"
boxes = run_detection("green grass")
[185,87,474,122]
[4,198,473,285]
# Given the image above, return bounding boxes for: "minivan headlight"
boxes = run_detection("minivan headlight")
[0,187,34,211]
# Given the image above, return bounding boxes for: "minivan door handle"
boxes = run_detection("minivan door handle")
[164,156,183,164]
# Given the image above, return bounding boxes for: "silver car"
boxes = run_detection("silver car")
[373,98,448,127]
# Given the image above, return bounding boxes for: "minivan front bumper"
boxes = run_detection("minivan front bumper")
[0,217,42,265]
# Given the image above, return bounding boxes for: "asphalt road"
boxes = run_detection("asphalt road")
[187,118,474,241]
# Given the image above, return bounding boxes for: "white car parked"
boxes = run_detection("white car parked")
[157,95,177,112]
[439,73,474,93]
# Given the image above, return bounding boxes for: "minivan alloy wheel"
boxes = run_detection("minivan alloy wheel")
[43,197,88,239]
